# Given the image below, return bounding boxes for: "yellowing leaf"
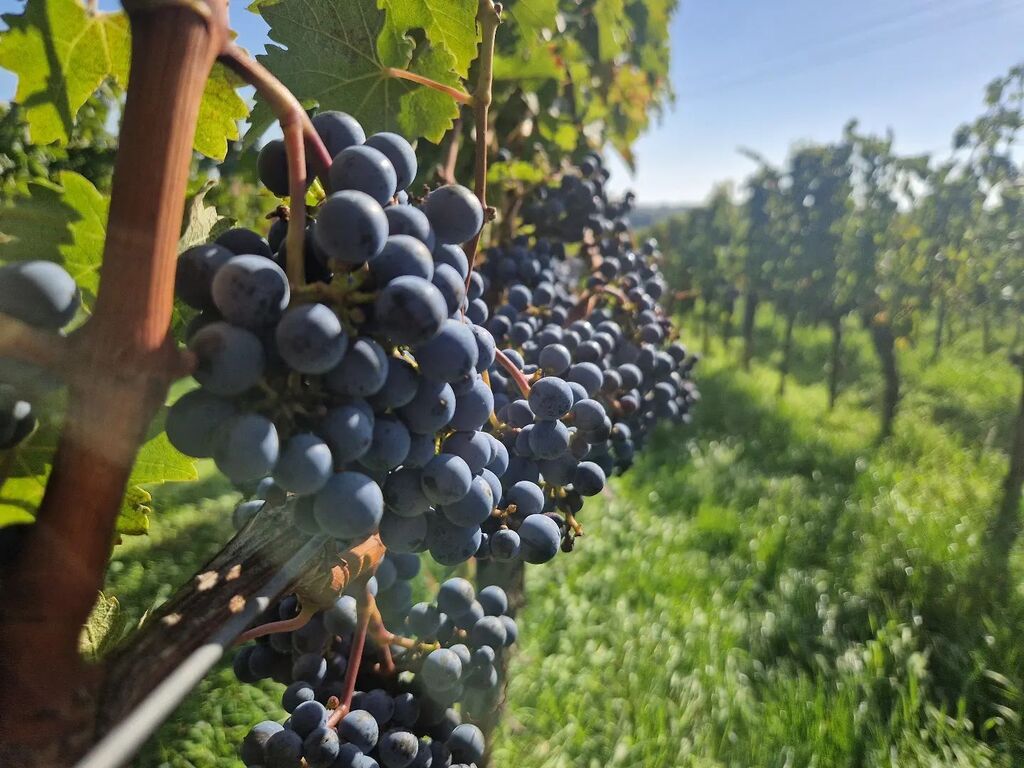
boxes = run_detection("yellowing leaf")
[195,62,249,161]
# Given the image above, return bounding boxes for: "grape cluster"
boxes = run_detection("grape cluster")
[169,111,501,566]
[0,260,81,449]
[235,573,515,768]
[164,111,697,764]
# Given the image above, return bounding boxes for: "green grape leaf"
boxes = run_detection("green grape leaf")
[79,592,131,662]
[507,0,559,31]
[0,411,196,537]
[0,0,129,146]
[487,160,547,185]
[593,0,626,63]
[195,63,249,161]
[249,0,464,144]
[0,170,107,308]
[493,40,560,82]
[384,0,479,77]
[118,487,152,536]
[179,181,228,251]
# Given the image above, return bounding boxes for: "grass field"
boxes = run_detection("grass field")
[110,312,1024,767]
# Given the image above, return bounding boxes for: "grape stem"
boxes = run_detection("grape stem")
[440,115,463,184]
[234,602,315,645]
[462,0,502,287]
[383,67,473,105]
[326,583,374,727]
[494,348,532,396]
[219,44,332,287]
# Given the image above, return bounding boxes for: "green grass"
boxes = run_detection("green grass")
[109,312,1024,767]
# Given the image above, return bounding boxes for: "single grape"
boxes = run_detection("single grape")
[434,243,469,278]
[477,585,508,616]
[421,648,462,690]
[312,110,366,157]
[441,475,494,527]
[399,379,456,435]
[240,720,283,766]
[264,728,303,768]
[326,337,389,397]
[211,255,290,329]
[166,389,237,458]
[282,681,316,713]
[421,185,484,245]
[339,709,380,753]
[275,303,349,374]
[175,243,233,310]
[0,260,80,329]
[257,138,291,197]
[431,263,467,315]
[321,402,374,464]
[365,132,418,189]
[437,577,475,616]
[414,319,479,382]
[506,480,544,517]
[370,235,433,284]
[426,516,482,566]
[517,513,561,563]
[330,145,398,205]
[374,276,447,346]
[189,321,265,396]
[213,413,279,484]
[215,228,274,259]
[378,510,428,553]
[420,454,472,505]
[313,471,384,539]
[385,206,435,250]
[303,726,340,768]
[274,433,333,494]
[383,467,431,517]
[360,416,411,472]
[324,594,359,636]
[573,460,606,496]
[447,723,485,764]
[314,190,389,264]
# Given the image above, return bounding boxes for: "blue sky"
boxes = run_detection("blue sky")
[1,0,1022,205]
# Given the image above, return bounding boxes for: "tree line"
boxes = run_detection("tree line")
[651,62,1024,602]
[652,64,1023,439]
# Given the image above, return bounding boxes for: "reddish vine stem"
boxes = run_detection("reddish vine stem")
[0,5,227,751]
[0,314,73,376]
[326,587,374,727]
[282,122,308,285]
[383,67,473,104]
[235,603,315,645]
[462,0,502,286]
[219,44,333,185]
[495,348,531,396]
[440,116,463,184]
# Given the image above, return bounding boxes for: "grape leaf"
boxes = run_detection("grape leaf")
[0,0,245,158]
[0,0,129,146]
[195,63,250,161]
[384,0,479,77]
[79,592,131,661]
[0,410,196,536]
[248,0,464,144]
[0,170,107,308]
[179,181,229,251]
[507,0,559,31]
[593,0,626,63]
